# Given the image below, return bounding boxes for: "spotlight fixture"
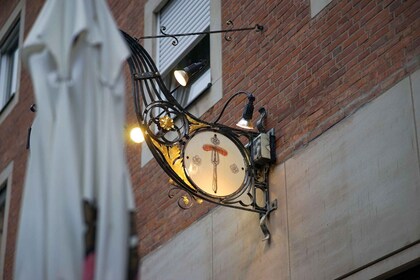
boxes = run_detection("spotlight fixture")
[174,61,207,86]
[213,91,256,130]
[236,95,255,130]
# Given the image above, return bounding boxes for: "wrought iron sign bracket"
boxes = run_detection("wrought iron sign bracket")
[137,20,264,46]
[122,28,277,241]
[133,72,160,80]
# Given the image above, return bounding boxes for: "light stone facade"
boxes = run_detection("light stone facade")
[139,70,420,280]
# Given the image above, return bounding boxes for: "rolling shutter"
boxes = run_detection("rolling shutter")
[158,0,210,74]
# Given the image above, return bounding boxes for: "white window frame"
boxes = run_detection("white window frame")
[0,2,23,125]
[142,0,223,166]
[310,0,333,18]
[0,162,13,278]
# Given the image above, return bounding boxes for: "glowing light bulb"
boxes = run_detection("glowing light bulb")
[130,127,144,143]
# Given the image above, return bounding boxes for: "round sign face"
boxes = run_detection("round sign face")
[183,130,248,198]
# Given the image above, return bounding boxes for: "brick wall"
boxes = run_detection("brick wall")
[119,0,419,259]
[222,0,419,161]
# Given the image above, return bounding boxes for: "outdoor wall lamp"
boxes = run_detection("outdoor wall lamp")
[212,91,256,130]
[174,60,207,86]
[236,95,255,130]
[130,127,145,143]
[122,22,277,240]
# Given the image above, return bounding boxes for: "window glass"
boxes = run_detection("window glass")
[10,47,19,96]
[0,22,19,112]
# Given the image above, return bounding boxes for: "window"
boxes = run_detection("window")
[0,162,12,278]
[142,0,223,166]
[157,0,211,108]
[0,183,7,254]
[0,21,19,113]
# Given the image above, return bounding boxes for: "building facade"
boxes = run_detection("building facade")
[0,0,419,279]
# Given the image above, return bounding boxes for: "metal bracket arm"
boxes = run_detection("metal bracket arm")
[137,20,264,46]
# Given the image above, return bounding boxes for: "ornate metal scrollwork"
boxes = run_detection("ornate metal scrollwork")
[159,26,179,46]
[143,101,188,145]
[168,184,203,210]
[224,20,234,41]
[122,29,277,240]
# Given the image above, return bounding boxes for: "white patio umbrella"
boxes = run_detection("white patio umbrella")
[14,0,137,279]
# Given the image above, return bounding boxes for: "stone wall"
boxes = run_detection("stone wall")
[139,70,420,279]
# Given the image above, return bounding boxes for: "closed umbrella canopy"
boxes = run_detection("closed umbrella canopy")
[15,0,137,279]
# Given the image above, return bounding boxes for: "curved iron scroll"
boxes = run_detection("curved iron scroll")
[122,30,277,240]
